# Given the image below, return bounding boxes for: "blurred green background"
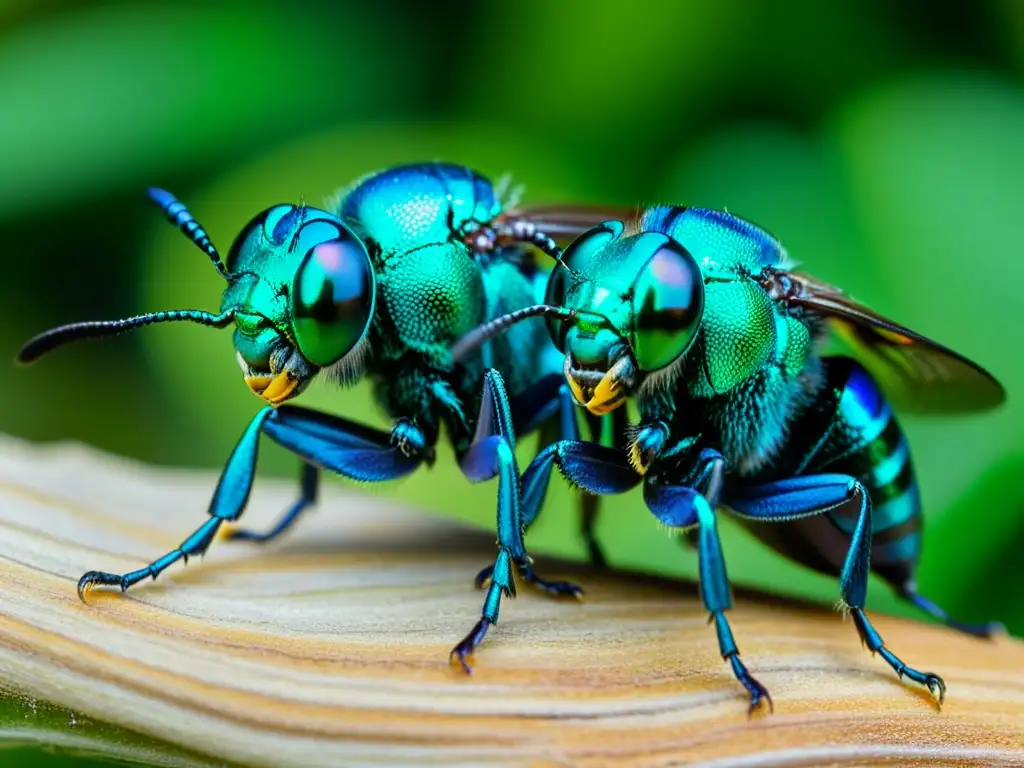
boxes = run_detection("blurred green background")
[2,0,1024,764]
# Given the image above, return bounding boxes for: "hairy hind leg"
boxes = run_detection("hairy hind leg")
[645,448,771,715]
[816,358,1004,641]
[726,475,946,705]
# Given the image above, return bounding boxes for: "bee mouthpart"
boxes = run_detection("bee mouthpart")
[565,354,634,415]
[245,374,273,396]
[245,370,299,406]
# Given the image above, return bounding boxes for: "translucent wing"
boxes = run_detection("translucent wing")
[762,270,1005,413]
[503,204,641,241]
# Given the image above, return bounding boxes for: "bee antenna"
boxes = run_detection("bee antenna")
[16,309,235,364]
[147,188,228,279]
[451,304,574,363]
[501,219,577,279]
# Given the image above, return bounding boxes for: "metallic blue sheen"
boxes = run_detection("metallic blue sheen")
[839,362,892,443]
[641,206,786,272]
[873,484,920,532]
[263,407,422,483]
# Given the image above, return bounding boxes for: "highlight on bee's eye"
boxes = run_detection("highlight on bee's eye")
[630,240,705,372]
[291,232,375,367]
[262,204,299,245]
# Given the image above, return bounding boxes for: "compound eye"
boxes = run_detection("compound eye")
[544,259,572,351]
[630,239,704,372]
[291,231,375,367]
[544,221,623,350]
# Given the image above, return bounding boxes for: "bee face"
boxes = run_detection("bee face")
[224,206,376,406]
[545,223,704,414]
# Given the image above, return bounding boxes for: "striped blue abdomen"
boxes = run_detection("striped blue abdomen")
[826,363,922,579]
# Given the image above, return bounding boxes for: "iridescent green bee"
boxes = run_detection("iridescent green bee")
[17,163,619,669]
[454,205,1006,711]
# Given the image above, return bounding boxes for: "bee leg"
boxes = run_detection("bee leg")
[77,406,425,599]
[222,461,318,543]
[477,377,602,592]
[521,428,638,578]
[459,434,641,672]
[726,475,947,706]
[507,377,629,572]
[521,438,641,523]
[451,370,521,672]
[645,448,772,716]
[575,408,630,571]
[453,370,582,669]
[894,583,1004,639]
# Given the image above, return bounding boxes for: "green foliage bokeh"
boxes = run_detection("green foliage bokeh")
[2,1,1023,764]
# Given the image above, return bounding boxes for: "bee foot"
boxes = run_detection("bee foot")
[77,571,127,601]
[449,618,491,674]
[728,653,773,717]
[517,562,584,599]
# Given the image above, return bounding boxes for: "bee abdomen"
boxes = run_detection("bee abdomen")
[825,366,923,578]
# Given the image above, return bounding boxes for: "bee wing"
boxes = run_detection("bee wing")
[768,271,1005,413]
[504,204,641,241]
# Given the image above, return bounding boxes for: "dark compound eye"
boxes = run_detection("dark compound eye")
[544,258,572,351]
[630,239,704,372]
[544,221,623,351]
[291,233,375,367]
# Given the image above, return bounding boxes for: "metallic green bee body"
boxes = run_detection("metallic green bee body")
[338,166,558,450]
[636,206,820,472]
[17,163,614,671]
[456,203,1005,712]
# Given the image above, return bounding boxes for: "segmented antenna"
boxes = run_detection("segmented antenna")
[16,310,235,364]
[147,188,228,278]
[501,218,575,278]
[451,304,574,363]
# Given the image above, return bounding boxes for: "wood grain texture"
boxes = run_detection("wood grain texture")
[0,436,1021,768]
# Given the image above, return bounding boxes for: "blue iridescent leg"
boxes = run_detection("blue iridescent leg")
[450,370,581,671]
[449,370,523,671]
[645,449,771,715]
[726,475,946,704]
[224,461,319,543]
[482,436,641,590]
[895,583,1004,639]
[78,406,424,597]
[475,378,596,593]
[512,376,622,569]
[521,438,641,526]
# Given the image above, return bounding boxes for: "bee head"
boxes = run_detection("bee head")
[17,191,377,408]
[224,204,376,405]
[542,222,705,414]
